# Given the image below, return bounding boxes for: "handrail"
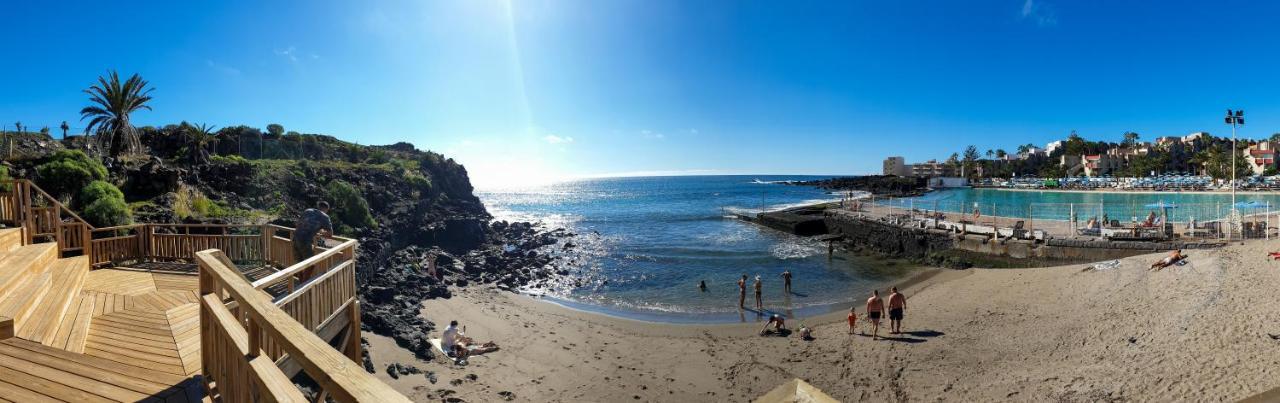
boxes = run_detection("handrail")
[0,179,94,229]
[252,237,357,291]
[197,249,408,402]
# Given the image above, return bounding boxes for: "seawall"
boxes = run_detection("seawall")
[750,206,1221,267]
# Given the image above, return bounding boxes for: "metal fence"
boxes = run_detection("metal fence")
[846,195,1273,242]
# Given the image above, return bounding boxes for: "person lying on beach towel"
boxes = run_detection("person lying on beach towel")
[441,320,499,364]
[1269,252,1280,260]
[1149,249,1186,271]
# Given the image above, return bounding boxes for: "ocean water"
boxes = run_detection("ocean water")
[478,175,922,323]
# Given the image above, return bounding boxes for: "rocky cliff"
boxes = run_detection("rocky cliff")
[1,129,566,361]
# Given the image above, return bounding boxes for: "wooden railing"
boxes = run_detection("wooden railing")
[0,179,400,400]
[198,248,405,402]
[0,180,94,256]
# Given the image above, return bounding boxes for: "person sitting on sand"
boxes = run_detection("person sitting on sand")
[1143,211,1158,227]
[797,324,813,341]
[759,314,786,335]
[866,290,885,340]
[442,320,498,363]
[847,307,858,335]
[1149,249,1186,271]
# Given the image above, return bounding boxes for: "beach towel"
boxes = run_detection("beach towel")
[1083,260,1121,272]
[429,338,448,356]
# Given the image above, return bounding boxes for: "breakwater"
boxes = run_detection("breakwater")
[746,205,1222,267]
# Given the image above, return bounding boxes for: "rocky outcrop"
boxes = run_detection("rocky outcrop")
[787,175,928,197]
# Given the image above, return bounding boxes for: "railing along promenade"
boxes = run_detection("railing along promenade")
[846,193,1277,242]
[0,179,407,401]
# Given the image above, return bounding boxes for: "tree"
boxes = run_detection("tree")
[962,145,980,178]
[1270,132,1280,143]
[35,150,108,201]
[80,71,153,159]
[187,123,218,165]
[60,121,69,139]
[995,149,1007,159]
[266,124,284,138]
[1122,131,1140,147]
[986,149,994,159]
[1064,131,1086,156]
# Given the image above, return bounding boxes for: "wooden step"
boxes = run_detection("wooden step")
[0,272,51,326]
[50,293,95,353]
[17,256,90,344]
[0,243,56,299]
[0,338,198,401]
[0,229,22,254]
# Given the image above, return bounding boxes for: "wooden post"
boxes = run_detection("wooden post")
[248,317,261,358]
[81,224,92,262]
[346,300,362,363]
[260,224,272,263]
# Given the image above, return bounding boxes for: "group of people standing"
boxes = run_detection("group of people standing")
[853,287,907,340]
[731,269,794,311]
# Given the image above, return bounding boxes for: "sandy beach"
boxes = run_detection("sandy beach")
[365,240,1280,402]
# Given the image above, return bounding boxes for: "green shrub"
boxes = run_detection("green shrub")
[0,165,10,192]
[83,196,131,227]
[35,150,107,200]
[76,180,125,210]
[325,180,376,233]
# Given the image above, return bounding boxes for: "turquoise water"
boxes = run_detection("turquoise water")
[886,188,1280,222]
[478,175,922,323]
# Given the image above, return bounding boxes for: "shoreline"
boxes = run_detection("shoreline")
[523,266,953,326]
[366,242,1280,401]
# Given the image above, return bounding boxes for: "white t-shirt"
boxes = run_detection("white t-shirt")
[442,325,460,350]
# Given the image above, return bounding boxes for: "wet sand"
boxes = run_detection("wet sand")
[365,240,1280,402]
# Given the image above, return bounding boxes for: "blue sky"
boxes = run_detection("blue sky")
[3,1,1280,188]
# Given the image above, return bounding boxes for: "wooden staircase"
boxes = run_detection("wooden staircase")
[0,238,93,352]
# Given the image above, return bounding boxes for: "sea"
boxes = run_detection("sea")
[477,175,923,324]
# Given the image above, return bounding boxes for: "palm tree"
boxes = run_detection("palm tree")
[80,71,153,159]
[189,123,218,165]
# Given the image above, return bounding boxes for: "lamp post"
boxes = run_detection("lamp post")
[1226,109,1244,240]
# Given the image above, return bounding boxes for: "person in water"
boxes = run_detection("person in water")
[698,280,707,292]
[780,269,793,294]
[753,276,763,310]
[737,275,747,309]
[866,290,885,340]
[887,286,907,334]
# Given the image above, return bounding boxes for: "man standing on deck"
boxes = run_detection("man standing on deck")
[866,290,885,340]
[738,275,747,309]
[887,286,906,334]
[292,201,334,269]
[780,269,793,294]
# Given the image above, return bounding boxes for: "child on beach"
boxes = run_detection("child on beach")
[847,307,857,335]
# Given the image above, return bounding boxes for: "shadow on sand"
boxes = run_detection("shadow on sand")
[903,330,945,338]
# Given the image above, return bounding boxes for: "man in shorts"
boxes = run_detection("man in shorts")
[888,286,907,334]
[866,289,885,340]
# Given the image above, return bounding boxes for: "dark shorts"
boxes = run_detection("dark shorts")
[869,311,881,320]
[292,237,316,261]
[889,308,903,321]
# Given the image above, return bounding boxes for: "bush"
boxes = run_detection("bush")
[77,180,130,227]
[76,180,125,210]
[0,165,10,192]
[325,180,376,233]
[35,150,108,200]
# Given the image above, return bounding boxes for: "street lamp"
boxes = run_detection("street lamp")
[1226,109,1245,240]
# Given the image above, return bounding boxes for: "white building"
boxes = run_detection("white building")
[1045,140,1064,155]
[882,156,911,177]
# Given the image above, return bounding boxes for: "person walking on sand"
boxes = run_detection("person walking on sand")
[866,290,885,340]
[753,276,763,310]
[888,286,907,334]
[738,275,747,309]
[847,306,858,335]
[780,269,793,294]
